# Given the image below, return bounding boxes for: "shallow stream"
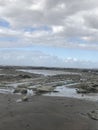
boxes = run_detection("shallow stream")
[0,69,98,102]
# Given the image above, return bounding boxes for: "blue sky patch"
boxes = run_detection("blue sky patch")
[24,25,52,32]
[0,37,18,42]
[67,37,88,44]
[0,18,10,28]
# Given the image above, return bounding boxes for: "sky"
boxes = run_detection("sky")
[0,0,98,68]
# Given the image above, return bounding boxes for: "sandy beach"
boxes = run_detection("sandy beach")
[0,67,98,130]
[0,94,98,130]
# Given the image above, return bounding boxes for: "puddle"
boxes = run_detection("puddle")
[0,88,14,94]
[43,86,98,101]
[17,69,81,76]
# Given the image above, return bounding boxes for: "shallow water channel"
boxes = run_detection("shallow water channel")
[17,69,81,76]
[43,85,98,101]
[0,69,98,102]
[0,83,98,102]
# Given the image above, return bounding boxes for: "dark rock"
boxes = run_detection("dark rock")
[88,110,98,120]
[13,88,27,94]
[13,88,21,93]
[76,89,88,93]
[21,89,27,94]
[19,74,31,78]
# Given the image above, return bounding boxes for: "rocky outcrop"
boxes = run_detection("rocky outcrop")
[76,82,98,93]
[13,88,27,94]
[36,86,54,93]
[88,110,98,120]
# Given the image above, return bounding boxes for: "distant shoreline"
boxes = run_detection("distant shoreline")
[0,65,98,72]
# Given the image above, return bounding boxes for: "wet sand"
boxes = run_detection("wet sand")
[0,94,98,130]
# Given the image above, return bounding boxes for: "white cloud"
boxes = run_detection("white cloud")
[52,26,64,33]
[29,0,45,11]
[0,0,98,50]
[0,50,65,67]
[0,49,97,68]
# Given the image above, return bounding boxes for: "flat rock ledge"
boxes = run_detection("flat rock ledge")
[88,110,98,120]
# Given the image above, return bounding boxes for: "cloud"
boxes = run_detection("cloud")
[0,49,65,67]
[64,57,98,68]
[0,0,98,50]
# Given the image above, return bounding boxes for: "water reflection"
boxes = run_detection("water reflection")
[43,86,98,101]
[17,69,81,76]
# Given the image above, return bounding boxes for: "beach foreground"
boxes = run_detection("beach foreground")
[0,67,98,130]
[0,94,98,130]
